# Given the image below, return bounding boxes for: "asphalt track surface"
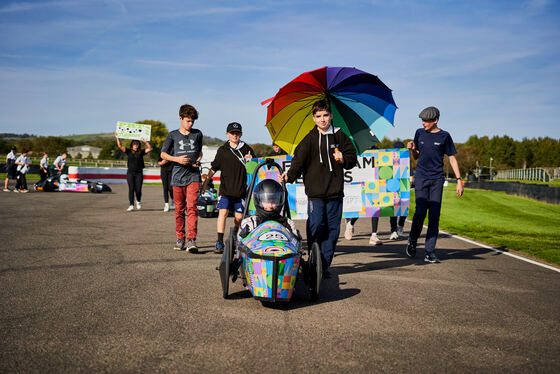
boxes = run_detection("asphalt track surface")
[1,184,559,373]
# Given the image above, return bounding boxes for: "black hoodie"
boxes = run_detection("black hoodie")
[287,126,357,199]
[211,141,255,198]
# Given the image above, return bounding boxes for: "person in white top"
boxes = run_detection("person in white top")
[39,153,50,182]
[53,153,67,174]
[14,149,31,193]
[4,146,17,191]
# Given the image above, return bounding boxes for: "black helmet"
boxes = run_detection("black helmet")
[254,179,284,220]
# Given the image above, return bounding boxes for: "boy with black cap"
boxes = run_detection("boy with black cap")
[161,104,203,253]
[405,106,464,263]
[281,99,358,278]
[201,122,255,254]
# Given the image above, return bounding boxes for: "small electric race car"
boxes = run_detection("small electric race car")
[34,174,112,193]
[219,159,322,303]
[197,188,218,218]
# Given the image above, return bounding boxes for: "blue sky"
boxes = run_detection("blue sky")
[1,0,559,143]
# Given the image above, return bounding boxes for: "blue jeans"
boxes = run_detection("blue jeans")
[306,198,343,270]
[409,178,444,253]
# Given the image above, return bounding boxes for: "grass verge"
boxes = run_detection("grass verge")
[491,179,560,187]
[410,186,560,266]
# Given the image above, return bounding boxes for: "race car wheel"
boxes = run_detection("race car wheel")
[309,242,322,301]
[219,238,233,299]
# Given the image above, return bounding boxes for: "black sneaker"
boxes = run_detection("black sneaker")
[214,241,224,254]
[174,238,185,251]
[186,239,198,254]
[424,252,441,263]
[405,241,417,258]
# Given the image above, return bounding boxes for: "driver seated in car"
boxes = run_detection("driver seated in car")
[238,179,297,239]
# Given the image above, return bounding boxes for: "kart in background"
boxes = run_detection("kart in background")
[34,174,112,193]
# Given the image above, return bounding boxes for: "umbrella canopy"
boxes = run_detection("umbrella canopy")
[262,66,397,154]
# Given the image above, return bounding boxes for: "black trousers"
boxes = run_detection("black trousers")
[15,172,27,190]
[39,169,50,182]
[390,216,406,232]
[161,169,173,203]
[127,171,143,205]
[409,178,444,252]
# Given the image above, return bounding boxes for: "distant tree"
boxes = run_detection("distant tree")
[76,153,83,159]
[516,138,534,168]
[203,135,225,146]
[86,152,93,159]
[98,140,122,160]
[250,143,274,157]
[135,120,168,160]
[454,145,479,175]
[0,138,10,154]
[532,137,560,167]
[31,136,75,156]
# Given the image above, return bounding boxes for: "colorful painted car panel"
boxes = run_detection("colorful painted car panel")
[240,220,301,301]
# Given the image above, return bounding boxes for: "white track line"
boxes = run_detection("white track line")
[406,220,560,274]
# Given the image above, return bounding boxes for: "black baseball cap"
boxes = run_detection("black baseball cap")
[11,145,16,150]
[226,122,242,133]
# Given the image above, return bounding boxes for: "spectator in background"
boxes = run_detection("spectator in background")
[158,155,174,212]
[272,143,287,156]
[4,146,17,191]
[405,106,463,263]
[39,153,50,182]
[389,141,408,240]
[53,153,67,175]
[116,135,153,212]
[14,149,30,193]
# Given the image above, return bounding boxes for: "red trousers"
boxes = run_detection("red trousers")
[173,183,199,240]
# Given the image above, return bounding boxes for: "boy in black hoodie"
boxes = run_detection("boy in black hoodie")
[281,99,357,278]
[202,122,255,254]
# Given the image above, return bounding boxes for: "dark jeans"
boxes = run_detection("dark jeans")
[15,172,27,190]
[161,170,173,203]
[306,198,343,270]
[409,177,444,253]
[39,169,50,182]
[390,216,406,232]
[347,217,379,233]
[127,171,143,205]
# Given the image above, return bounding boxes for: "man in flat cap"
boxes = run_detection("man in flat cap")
[405,106,463,263]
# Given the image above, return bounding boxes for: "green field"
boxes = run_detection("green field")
[492,179,560,187]
[410,186,560,265]
[62,133,114,141]
[1,173,40,181]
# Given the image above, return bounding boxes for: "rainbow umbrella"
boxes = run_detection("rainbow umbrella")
[262,66,397,154]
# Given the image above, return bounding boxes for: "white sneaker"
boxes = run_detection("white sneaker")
[3,188,9,192]
[397,225,404,236]
[344,223,354,240]
[170,201,175,210]
[136,201,142,210]
[164,202,169,212]
[390,231,399,240]
[127,205,134,211]
[369,233,382,245]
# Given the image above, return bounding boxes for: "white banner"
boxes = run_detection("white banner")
[116,121,152,141]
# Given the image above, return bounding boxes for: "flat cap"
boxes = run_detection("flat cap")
[419,106,440,121]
